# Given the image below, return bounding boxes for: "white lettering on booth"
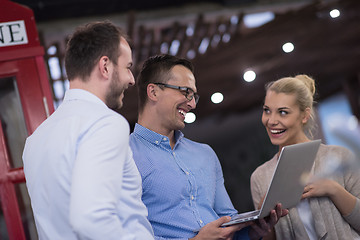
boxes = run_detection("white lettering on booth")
[0,20,28,47]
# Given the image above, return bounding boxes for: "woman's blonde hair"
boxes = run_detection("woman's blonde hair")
[265,74,317,138]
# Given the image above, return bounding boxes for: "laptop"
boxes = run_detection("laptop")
[221,139,321,227]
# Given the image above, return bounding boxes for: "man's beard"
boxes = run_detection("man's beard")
[105,69,124,111]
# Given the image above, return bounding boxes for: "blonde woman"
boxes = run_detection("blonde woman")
[250,75,360,239]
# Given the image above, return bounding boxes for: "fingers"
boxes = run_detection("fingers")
[267,203,289,227]
[217,216,252,231]
[232,221,253,231]
[281,208,289,217]
[259,218,272,232]
[275,203,282,218]
[268,209,278,227]
[249,204,288,239]
[303,185,311,194]
[212,216,252,239]
[302,184,315,198]
[275,203,289,218]
[249,219,271,238]
[302,192,310,199]
[215,216,232,226]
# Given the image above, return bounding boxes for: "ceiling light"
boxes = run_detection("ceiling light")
[211,92,224,104]
[243,70,256,82]
[218,24,226,33]
[243,11,275,28]
[160,42,168,54]
[53,80,65,99]
[198,38,209,54]
[47,45,57,55]
[186,50,196,59]
[185,112,196,124]
[169,40,180,55]
[211,34,221,47]
[222,33,231,43]
[230,15,239,25]
[330,9,340,18]
[48,57,61,79]
[186,25,194,36]
[282,42,294,53]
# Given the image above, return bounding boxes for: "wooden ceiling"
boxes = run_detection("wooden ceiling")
[13,0,360,123]
[120,0,360,123]
[12,0,251,22]
[190,0,360,121]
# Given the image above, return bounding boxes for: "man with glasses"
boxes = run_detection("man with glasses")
[130,54,287,240]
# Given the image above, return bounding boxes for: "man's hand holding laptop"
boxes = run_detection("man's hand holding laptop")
[190,216,252,240]
[191,203,288,240]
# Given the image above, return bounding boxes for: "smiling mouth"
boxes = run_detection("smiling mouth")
[178,109,186,118]
[270,129,286,134]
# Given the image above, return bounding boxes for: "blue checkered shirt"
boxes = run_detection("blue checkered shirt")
[130,123,249,240]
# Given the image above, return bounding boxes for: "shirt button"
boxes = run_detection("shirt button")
[172,152,176,156]
[200,220,203,224]
[185,171,189,175]
[155,141,159,144]
[163,137,167,141]
[191,195,194,200]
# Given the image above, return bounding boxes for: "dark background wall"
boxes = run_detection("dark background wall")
[183,107,277,212]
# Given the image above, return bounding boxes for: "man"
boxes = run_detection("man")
[23,21,154,239]
[130,54,287,240]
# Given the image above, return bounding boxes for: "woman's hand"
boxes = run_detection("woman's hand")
[302,178,356,216]
[302,179,337,198]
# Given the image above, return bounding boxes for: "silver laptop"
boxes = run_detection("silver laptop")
[222,139,321,227]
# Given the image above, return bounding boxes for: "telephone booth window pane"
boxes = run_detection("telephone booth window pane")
[0,205,9,239]
[0,77,28,169]
[15,183,37,239]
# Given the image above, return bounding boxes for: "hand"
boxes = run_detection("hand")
[302,178,337,199]
[248,203,288,240]
[190,216,252,240]
[302,178,356,216]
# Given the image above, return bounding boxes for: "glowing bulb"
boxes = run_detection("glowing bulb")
[243,70,256,82]
[211,92,224,104]
[185,112,196,123]
[282,42,294,53]
[330,9,340,18]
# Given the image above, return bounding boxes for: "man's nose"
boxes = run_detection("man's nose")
[129,71,135,86]
[187,97,197,110]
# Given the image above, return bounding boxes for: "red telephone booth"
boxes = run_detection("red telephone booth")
[0,0,54,239]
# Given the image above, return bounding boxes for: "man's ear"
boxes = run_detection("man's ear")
[99,56,111,79]
[147,83,158,102]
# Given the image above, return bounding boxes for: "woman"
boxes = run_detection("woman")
[250,74,360,239]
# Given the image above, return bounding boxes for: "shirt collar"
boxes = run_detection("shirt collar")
[133,123,184,147]
[63,89,108,108]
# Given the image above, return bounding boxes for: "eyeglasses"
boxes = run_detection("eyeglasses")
[154,83,200,104]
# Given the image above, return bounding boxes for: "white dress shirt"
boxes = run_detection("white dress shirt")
[23,89,154,240]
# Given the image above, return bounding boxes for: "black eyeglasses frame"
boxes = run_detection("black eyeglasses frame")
[153,83,200,104]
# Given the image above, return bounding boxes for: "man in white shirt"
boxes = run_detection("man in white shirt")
[22,21,154,240]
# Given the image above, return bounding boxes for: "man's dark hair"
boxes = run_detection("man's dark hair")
[137,54,194,113]
[65,21,128,81]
